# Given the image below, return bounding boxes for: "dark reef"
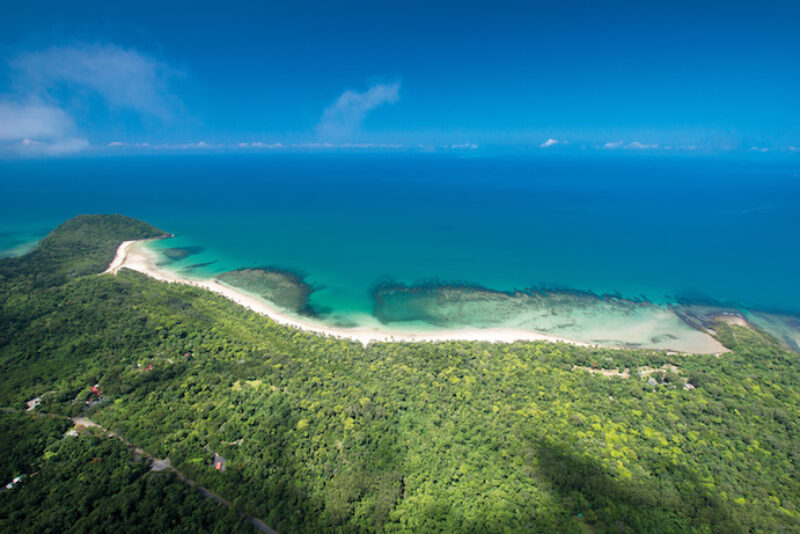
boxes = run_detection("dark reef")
[371,280,800,352]
[372,280,653,328]
[216,267,319,316]
[159,246,205,262]
[181,261,218,272]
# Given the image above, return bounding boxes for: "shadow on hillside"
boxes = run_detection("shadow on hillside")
[206,391,405,534]
[519,439,744,534]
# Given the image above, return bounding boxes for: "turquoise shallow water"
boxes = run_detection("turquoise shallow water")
[1,154,798,344]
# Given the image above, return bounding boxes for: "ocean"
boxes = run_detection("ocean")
[1,153,798,348]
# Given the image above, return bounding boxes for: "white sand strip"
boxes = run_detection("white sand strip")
[104,239,591,347]
[103,239,726,354]
[103,240,136,274]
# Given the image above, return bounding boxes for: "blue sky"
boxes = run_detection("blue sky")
[0,1,798,156]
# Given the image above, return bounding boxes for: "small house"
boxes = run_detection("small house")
[213,453,227,472]
[5,476,24,490]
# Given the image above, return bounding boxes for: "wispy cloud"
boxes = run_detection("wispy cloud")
[145,141,215,150]
[449,142,478,149]
[317,82,400,140]
[0,102,75,141]
[539,138,561,148]
[0,102,88,156]
[116,140,479,152]
[1,43,179,157]
[238,141,284,149]
[238,141,406,150]
[602,140,624,149]
[602,140,659,150]
[291,142,405,149]
[17,136,90,156]
[11,44,178,119]
[626,141,658,150]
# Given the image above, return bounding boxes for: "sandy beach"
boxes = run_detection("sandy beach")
[104,238,727,355]
[104,239,595,347]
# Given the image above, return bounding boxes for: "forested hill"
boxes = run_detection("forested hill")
[1,215,799,533]
[0,214,164,288]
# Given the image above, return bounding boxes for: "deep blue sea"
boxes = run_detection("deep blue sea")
[1,154,799,320]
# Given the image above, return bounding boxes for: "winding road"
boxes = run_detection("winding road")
[70,414,278,534]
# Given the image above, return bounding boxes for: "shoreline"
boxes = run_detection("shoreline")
[104,239,726,353]
[105,239,596,348]
[0,239,41,259]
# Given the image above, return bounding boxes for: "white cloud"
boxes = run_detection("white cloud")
[15,136,90,156]
[0,102,89,156]
[238,141,284,149]
[626,141,659,150]
[152,141,213,150]
[1,43,180,157]
[97,141,483,153]
[105,140,214,150]
[449,143,478,149]
[317,82,400,140]
[750,146,769,153]
[602,140,659,150]
[289,142,406,149]
[236,141,408,150]
[0,102,76,141]
[539,138,560,148]
[12,44,178,119]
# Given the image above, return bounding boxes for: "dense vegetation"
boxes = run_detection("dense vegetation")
[0,214,164,289]
[0,413,250,533]
[1,215,799,532]
[0,412,69,484]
